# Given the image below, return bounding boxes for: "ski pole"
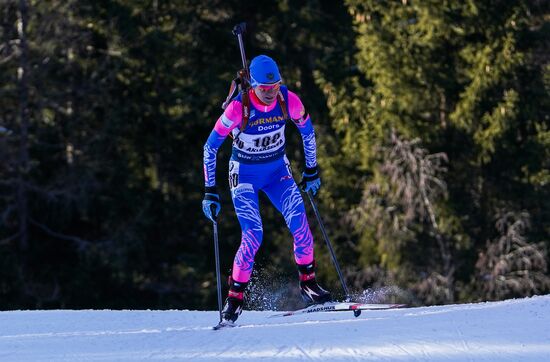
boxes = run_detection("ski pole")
[306,191,360,315]
[211,205,223,323]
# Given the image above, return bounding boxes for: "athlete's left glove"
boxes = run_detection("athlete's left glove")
[299,166,321,196]
[202,186,221,222]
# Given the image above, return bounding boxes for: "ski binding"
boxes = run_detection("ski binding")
[213,320,238,330]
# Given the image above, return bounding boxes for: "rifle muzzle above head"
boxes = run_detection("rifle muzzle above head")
[232,22,246,36]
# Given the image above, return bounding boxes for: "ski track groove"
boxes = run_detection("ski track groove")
[453,323,474,362]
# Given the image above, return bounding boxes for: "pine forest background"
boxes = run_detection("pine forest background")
[1,0,549,310]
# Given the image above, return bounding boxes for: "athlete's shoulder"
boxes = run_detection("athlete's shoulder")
[224,98,243,118]
[285,88,306,121]
[214,98,243,133]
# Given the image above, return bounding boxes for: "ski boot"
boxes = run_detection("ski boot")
[297,261,332,305]
[221,278,247,323]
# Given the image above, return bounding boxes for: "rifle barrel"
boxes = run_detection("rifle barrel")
[236,33,248,71]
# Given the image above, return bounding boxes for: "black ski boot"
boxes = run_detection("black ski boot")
[297,261,332,305]
[221,278,248,323]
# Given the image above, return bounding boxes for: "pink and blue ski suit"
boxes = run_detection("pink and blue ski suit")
[203,86,317,284]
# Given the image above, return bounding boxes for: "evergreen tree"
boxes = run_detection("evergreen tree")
[317,0,549,303]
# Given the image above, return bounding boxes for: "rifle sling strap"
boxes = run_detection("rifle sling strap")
[277,91,289,120]
[240,90,250,132]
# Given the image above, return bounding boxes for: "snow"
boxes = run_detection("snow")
[1,295,549,361]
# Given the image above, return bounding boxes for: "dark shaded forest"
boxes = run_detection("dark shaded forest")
[1,0,548,310]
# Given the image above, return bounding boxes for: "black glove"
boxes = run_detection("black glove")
[202,186,221,221]
[299,166,321,196]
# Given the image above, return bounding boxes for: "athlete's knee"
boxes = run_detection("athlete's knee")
[235,227,263,273]
[286,213,310,237]
[241,225,263,248]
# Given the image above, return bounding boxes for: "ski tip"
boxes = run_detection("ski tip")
[268,311,293,318]
[390,303,408,308]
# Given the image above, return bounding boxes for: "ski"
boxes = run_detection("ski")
[212,320,238,330]
[269,301,407,318]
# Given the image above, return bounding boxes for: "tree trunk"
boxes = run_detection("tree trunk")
[16,0,30,251]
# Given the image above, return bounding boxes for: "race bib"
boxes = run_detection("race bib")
[233,125,286,156]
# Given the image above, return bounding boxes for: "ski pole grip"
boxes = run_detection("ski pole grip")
[210,204,218,222]
[232,22,246,36]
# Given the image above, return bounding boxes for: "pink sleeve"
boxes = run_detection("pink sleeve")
[287,90,307,122]
[213,100,242,136]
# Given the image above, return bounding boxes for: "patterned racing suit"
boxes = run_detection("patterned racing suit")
[203,86,318,284]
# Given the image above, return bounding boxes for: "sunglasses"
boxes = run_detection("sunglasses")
[257,82,281,92]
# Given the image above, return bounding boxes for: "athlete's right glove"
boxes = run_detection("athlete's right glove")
[202,186,221,222]
[299,166,321,196]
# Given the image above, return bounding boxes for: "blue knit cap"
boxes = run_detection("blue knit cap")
[249,55,281,87]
